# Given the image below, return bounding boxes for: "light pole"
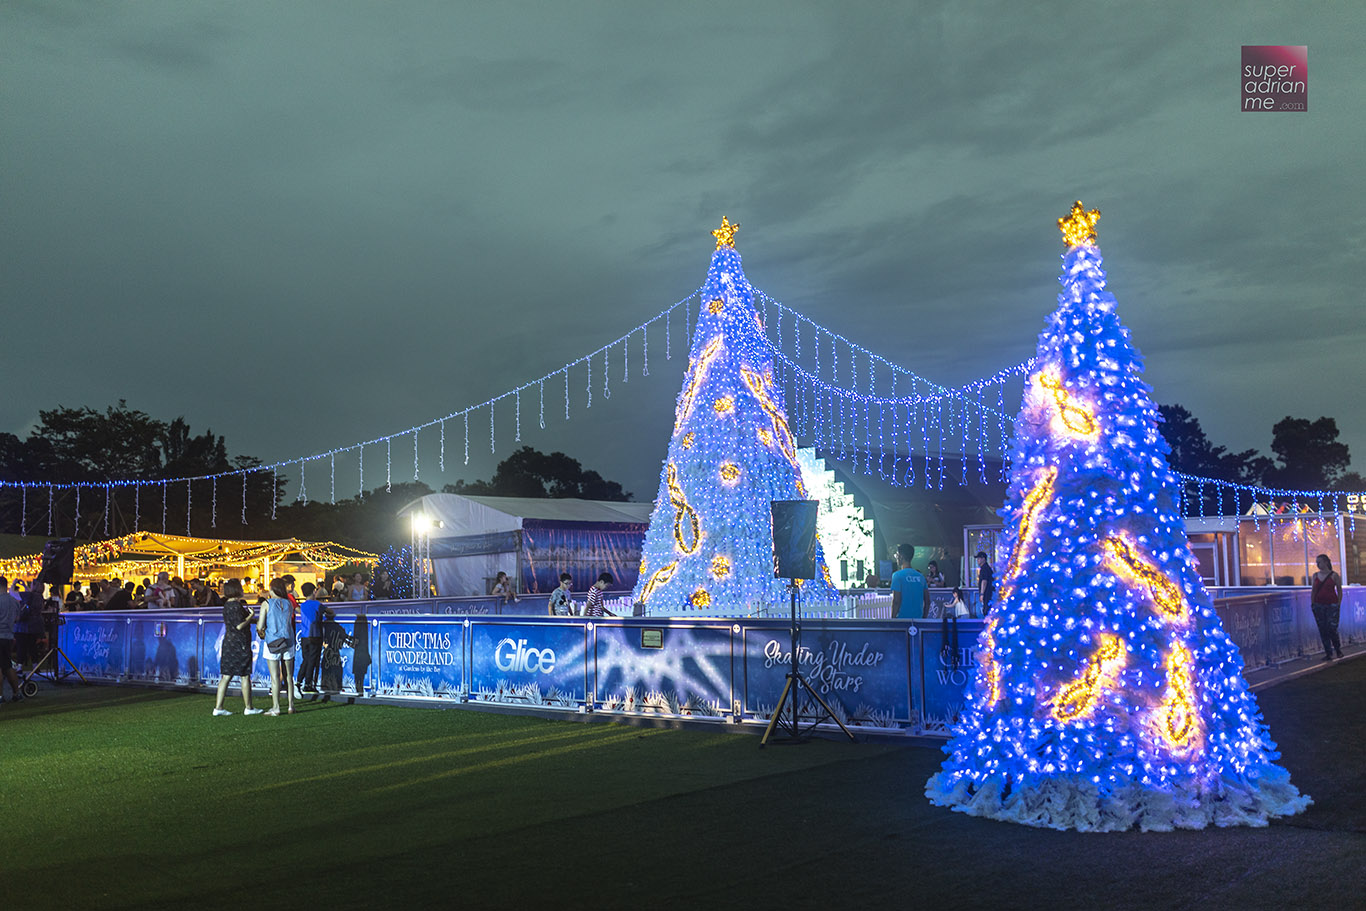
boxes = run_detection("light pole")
[410,513,442,598]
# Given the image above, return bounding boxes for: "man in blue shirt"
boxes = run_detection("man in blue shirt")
[889,544,929,619]
[296,582,326,694]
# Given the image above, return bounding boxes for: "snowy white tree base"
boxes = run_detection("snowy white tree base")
[925,767,1311,833]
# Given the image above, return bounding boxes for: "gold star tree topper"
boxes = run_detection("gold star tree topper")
[1058,201,1100,248]
[712,216,740,250]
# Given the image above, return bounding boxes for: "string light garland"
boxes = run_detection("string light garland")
[1051,633,1127,723]
[1,216,1355,533]
[1158,641,1199,750]
[1103,534,1188,622]
[666,463,702,555]
[638,561,677,602]
[0,531,377,582]
[998,466,1058,602]
[1036,369,1099,438]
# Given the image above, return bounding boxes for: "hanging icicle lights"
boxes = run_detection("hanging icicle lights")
[3,221,1357,528]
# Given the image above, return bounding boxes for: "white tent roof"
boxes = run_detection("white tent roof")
[397,493,653,537]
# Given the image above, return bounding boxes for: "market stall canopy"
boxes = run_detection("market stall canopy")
[0,532,376,582]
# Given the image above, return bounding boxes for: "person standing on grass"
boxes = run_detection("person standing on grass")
[213,579,263,716]
[0,577,23,703]
[257,578,297,716]
[296,582,326,694]
[890,543,930,619]
[1311,553,1344,662]
[583,573,617,618]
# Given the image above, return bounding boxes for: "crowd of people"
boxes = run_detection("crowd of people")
[8,569,387,614]
[211,574,366,717]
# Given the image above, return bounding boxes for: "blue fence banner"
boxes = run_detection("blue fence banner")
[594,621,734,717]
[917,619,984,732]
[375,619,464,698]
[126,617,201,685]
[740,621,912,726]
[56,587,1363,738]
[469,621,587,707]
[63,616,127,680]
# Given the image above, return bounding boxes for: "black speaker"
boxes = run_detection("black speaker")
[39,537,76,586]
[771,500,818,580]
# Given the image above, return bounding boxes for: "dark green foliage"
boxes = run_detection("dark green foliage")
[1160,404,1361,499]
[443,445,633,501]
[0,401,280,539]
[1157,404,1267,484]
[1264,415,1363,491]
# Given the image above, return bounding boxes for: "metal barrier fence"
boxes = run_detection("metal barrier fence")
[56,587,1361,737]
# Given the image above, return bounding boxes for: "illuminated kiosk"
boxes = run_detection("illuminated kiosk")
[925,203,1311,831]
[633,218,840,614]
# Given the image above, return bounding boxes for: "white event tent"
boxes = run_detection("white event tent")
[397,494,653,597]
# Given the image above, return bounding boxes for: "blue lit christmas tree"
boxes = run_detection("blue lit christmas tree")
[375,544,413,599]
[925,203,1310,831]
[633,218,840,614]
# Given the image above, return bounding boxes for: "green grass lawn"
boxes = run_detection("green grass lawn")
[3,659,1363,911]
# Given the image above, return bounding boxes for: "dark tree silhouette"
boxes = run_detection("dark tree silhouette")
[1158,404,1267,484]
[1263,416,1363,491]
[443,446,632,501]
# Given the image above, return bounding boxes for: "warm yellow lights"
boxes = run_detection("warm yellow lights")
[741,366,799,470]
[674,336,724,433]
[681,432,695,450]
[708,297,725,314]
[0,532,377,582]
[719,462,740,484]
[1052,633,1127,724]
[998,467,1057,603]
[1058,200,1100,248]
[691,588,712,608]
[1103,535,1187,621]
[710,555,731,578]
[666,463,702,555]
[712,216,739,250]
[981,619,1003,710]
[713,396,734,415]
[638,562,678,603]
[1036,370,1098,438]
[1158,642,1199,750]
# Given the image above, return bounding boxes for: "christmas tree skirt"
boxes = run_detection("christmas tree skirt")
[925,765,1311,833]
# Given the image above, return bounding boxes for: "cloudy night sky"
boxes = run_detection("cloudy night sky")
[3,1,1363,504]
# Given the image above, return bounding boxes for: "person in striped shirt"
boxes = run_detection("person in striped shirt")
[583,573,617,618]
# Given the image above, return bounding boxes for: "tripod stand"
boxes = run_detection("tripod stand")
[20,616,88,697]
[760,580,855,746]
